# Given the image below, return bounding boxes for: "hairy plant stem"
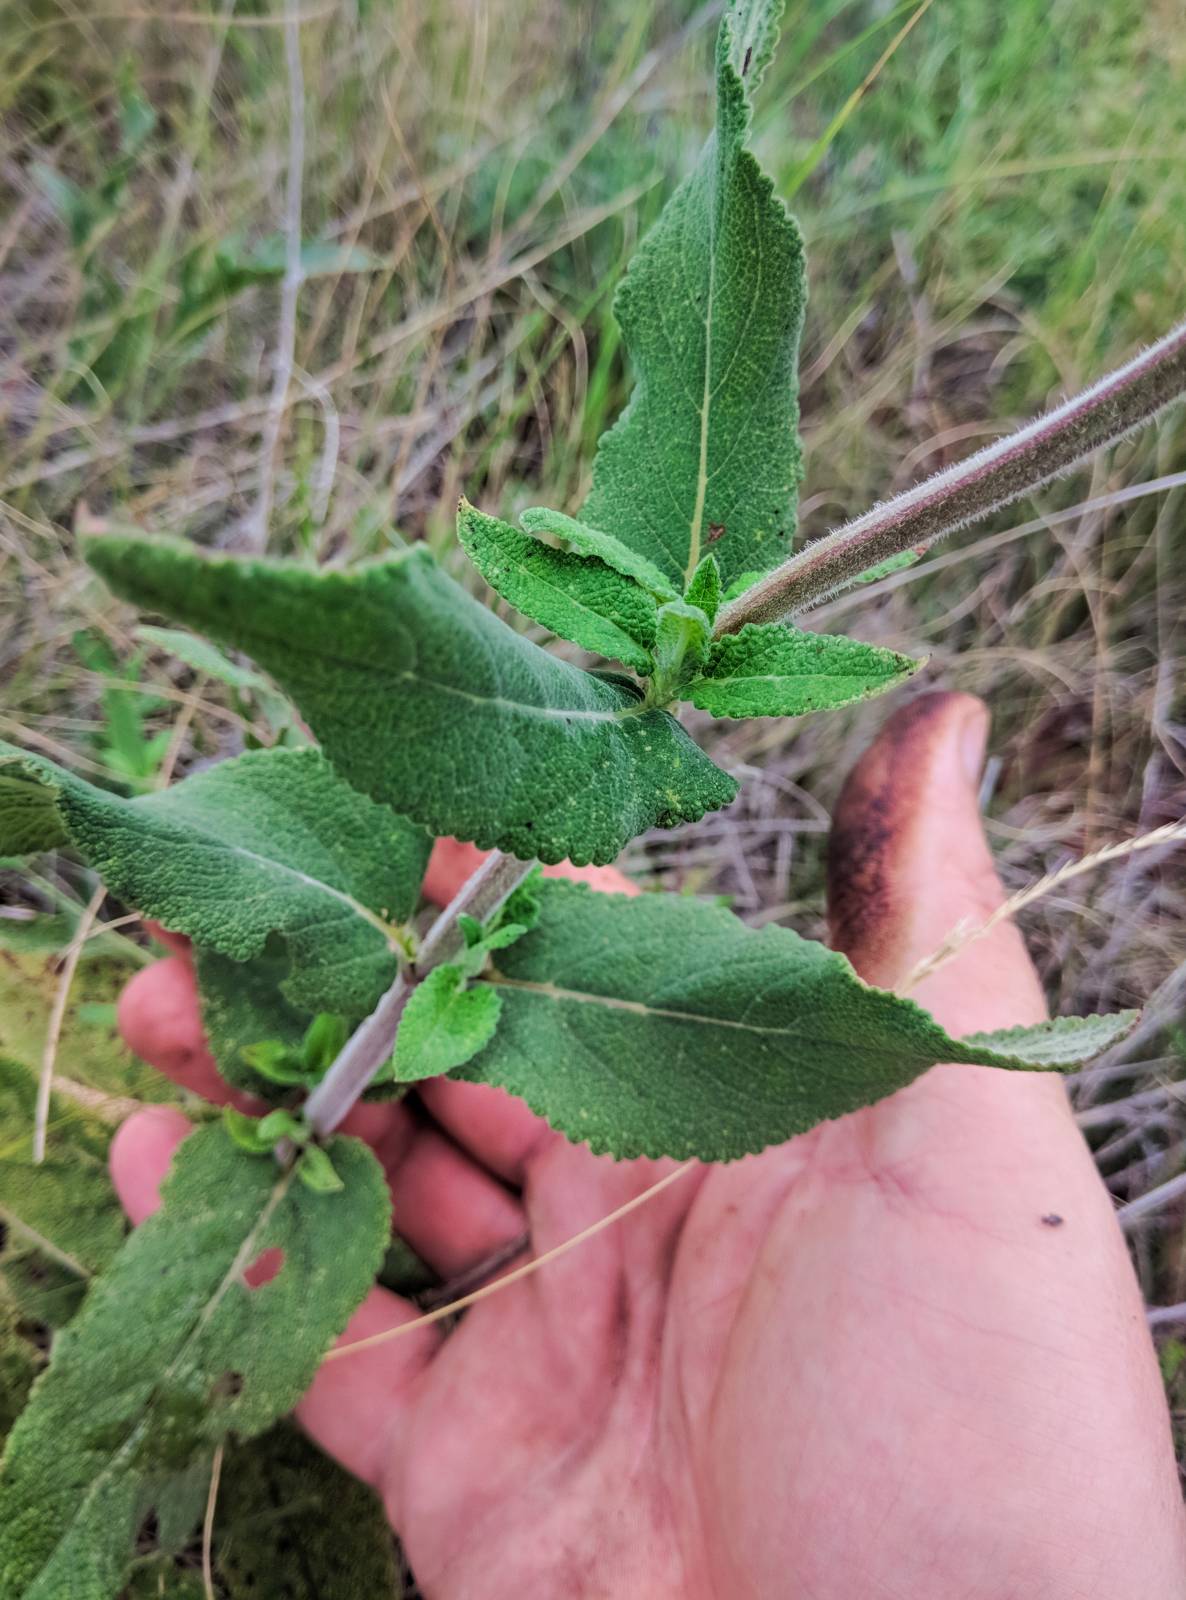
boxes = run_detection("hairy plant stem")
[715,318,1186,632]
[302,850,537,1138]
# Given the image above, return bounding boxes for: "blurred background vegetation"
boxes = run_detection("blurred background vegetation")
[2,0,1185,1559]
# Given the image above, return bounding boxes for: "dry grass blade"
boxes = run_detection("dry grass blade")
[900,821,1186,994]
[325,1162,695,1362]
[202,1440,225,1600]
[33,884,106,1164]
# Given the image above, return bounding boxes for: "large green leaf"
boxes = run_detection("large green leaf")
[580,0,806,588]
[0,1126,389,1600]
[85,538,737,865]
[686,622,922,718]
[457,501,658,673]
[440,882,1137,1160]
[0,743,429,1016]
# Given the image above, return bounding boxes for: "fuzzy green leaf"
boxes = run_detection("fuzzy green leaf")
[296,1145,344,1194]
[211,1424,402,1600]
[580,0,806,588]
[519,507,679,600]
[458,501,657,672]
[196,944,312,1098]
[223,1106,276,1154]
[85,538,737,864]
[459,881,1137,1160]
[0,1126,389,1600]
[390,964,503,1082]
[0,1057,125,1279]
[0,1301,40,1448]
[0,743,429,1016]
[852,549,922,586]
[686,623,922,718]
[684,553,722,622]
[136,626,270,692]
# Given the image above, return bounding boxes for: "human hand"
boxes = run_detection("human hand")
[111,692,1186,1598]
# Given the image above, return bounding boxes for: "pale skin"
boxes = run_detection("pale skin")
[111,692,1186,1598]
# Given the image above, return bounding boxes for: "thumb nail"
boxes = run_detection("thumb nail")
[959,702,989,789]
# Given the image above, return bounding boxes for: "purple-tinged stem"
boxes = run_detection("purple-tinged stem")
[303,850,536,1139]
[716,318,1186,632]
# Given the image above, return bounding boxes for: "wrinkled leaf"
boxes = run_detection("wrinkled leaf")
[580,0,806,587]
[518,507,679,600]
[85,538,737,865]
[0,1058,125,1278]
[0,1126,389,1600]
[196,943,312,1099]
[458,881,1138,1160]
[0,743,428,1016]
[212,1423,402,1599]
[684,553,722,623]
[389,965,502,1083]
[686,622,922,718]
[457,500,657,672]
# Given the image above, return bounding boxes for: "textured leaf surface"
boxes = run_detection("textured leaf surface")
[460,882,1137,1160]
[390,965,502,1082]
[211,1424,402,1599]
[86,538,737,864]
[519,507,678,599]
[0,1126,389,1600]
[684,553,722,622]
[686,623,921,718]
[458,502,657,672]
[0,1058,125,1278]
[196,944,314,1098]
[0,743,428,1016]
[580,0,806,587]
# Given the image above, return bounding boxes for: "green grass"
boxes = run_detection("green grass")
[2,0,1185,1482]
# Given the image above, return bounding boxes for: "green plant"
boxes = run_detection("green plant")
[1,2,1184,1593]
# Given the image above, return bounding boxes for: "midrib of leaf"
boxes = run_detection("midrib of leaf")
[483,970,889,1053]
[686,143,718,586]
[32,1165,294,1586]
[0,1203,90,1280]
[188,617,650,727]
[185,834,400,946]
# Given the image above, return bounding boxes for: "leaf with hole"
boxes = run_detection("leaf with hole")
[84,538,738,864]
[0,1125,389,1600]
[579,0,807,587]
[456,881,1138,1160]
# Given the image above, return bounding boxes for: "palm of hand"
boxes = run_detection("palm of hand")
[113,696,1184,1599]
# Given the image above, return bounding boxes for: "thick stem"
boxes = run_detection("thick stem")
[303,850,537,1137]
[716,318,1186,632]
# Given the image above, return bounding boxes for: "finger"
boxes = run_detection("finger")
[828,689,1047,1034]
[382,1122,527,1277]
[110,1108,438,1496]
[120,955,524,1275]
[423,836,637,905]
[118,956,250,1106]
[416,1077,555,1185]
[143,921,191,956]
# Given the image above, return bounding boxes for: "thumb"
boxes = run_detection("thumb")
[827,690,1047,1036]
